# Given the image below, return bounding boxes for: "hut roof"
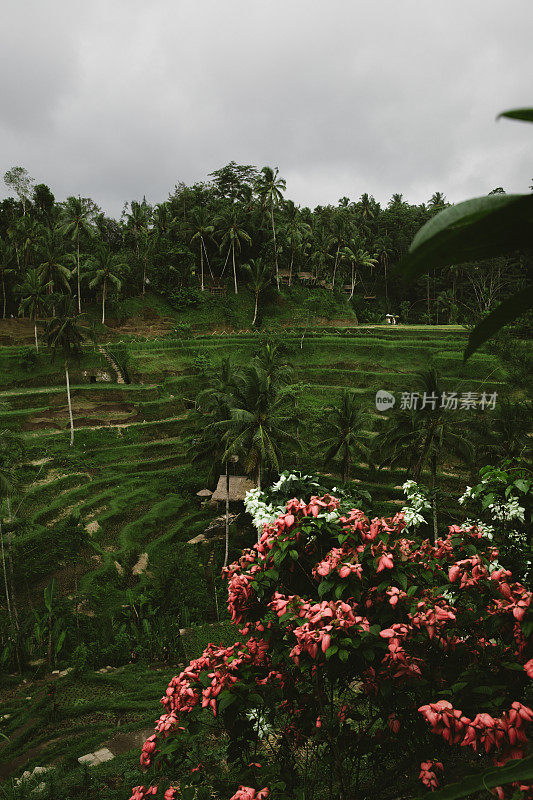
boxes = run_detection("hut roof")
[297,271,314,280]
[196,488,213,498]
[210,475,255,502]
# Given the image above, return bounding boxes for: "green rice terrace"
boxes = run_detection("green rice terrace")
[0,303,530,799]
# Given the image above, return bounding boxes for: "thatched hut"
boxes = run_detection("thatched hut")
[210,475,255,503]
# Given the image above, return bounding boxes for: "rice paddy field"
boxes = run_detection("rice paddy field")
[0,314,526,797]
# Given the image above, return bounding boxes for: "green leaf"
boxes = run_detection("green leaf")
[397,572,408,591]
[398,193,533,281]
[335,584,345,600]
[502,661,525,671]
[514,479,530,493]
[498,107,533,123]
[325,644,338,659]
[338,649,349,662]
[289,549,298,560]
[464,287,533,361]
[418,754,533,800]
[318,580,332,598]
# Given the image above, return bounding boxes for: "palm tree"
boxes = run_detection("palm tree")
[327,210,348,289]
[242,258,272,326]
[17,269,51,351]
[57,197,95,312]
[86,245,126,324]
[125,200,151,294]
[374,235,394,310]
[38,230,71,312]
[216,364,298,491]
[256,167,286,290]
[45,300,88,446]
[310,227,332,282]
[428,192,447,211]
[282,202,311,284]
[0,239,14,319]
[339,244,377,299]
[217,210,252,295]
[190,209,215,291]
[374,369,474,540]
[323,391,370,482]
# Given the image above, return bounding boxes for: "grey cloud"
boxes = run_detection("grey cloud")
[0,0,532,215]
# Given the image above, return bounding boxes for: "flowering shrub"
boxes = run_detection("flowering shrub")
[130,490,532,800]
[459,463,532,584]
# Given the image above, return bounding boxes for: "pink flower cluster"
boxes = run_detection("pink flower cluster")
[339,510,405,543]
[229,788,269,800]
[419,760,444,790]
[128,787,158,800]
[419,699,533,756]
[409,599,456,640]
[269,591,369,663]
[314,546,362,580]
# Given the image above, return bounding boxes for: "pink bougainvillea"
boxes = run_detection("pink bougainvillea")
[130,496,532,799]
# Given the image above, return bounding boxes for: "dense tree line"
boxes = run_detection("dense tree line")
[0,163,529,326]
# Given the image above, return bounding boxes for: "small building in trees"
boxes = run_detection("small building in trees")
[210,475,255,504]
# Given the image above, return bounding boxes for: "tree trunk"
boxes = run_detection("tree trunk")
[271,200,279,291]
[102,278,106,325]
[223,462,230,570]
[65,361,74,447]
[142,253,147,296]
[6,501,19,632]
[332,245,340,289]
[252,292,259,327]
[232,241,238,295]
[34,320,39,352]
[289,247,294,286]
[349,262,355,299]
[76,235,81,314]
[0,520,12,623]
[2,274,5,319]
[384,260,389,312]
[431,454,438,544]
[200,240,204,291]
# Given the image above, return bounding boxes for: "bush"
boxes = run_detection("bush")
[129,489,533,799]
[19,346,39,373]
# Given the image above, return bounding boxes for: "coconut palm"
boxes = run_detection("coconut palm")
[0,239,14,319]
[216,364,298,490]
[57,197,95,312]
[255,167,286,290]
[242,258,272,326]
[38,230,71,312]
[17,269,51,351]
[340,244,377,299]
[190,209,215,291]
[217,210,252,295]
[282,202,311,284]
[45,300,88,446]
[125,200,151,294]
[374,369,474,539]
[86,245,126,324]
[323,391,371,482]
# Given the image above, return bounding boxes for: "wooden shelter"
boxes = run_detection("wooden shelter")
[210,475,255,503]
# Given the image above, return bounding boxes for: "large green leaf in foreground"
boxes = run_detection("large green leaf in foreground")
[498,108,533,123]
[419,754,533,800]
[398,106,533,360]
[399,193,533,281]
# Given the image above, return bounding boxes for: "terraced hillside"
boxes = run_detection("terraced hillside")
[0,324,519,647]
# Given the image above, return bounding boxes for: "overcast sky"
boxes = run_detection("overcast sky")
[1,0,531,217]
